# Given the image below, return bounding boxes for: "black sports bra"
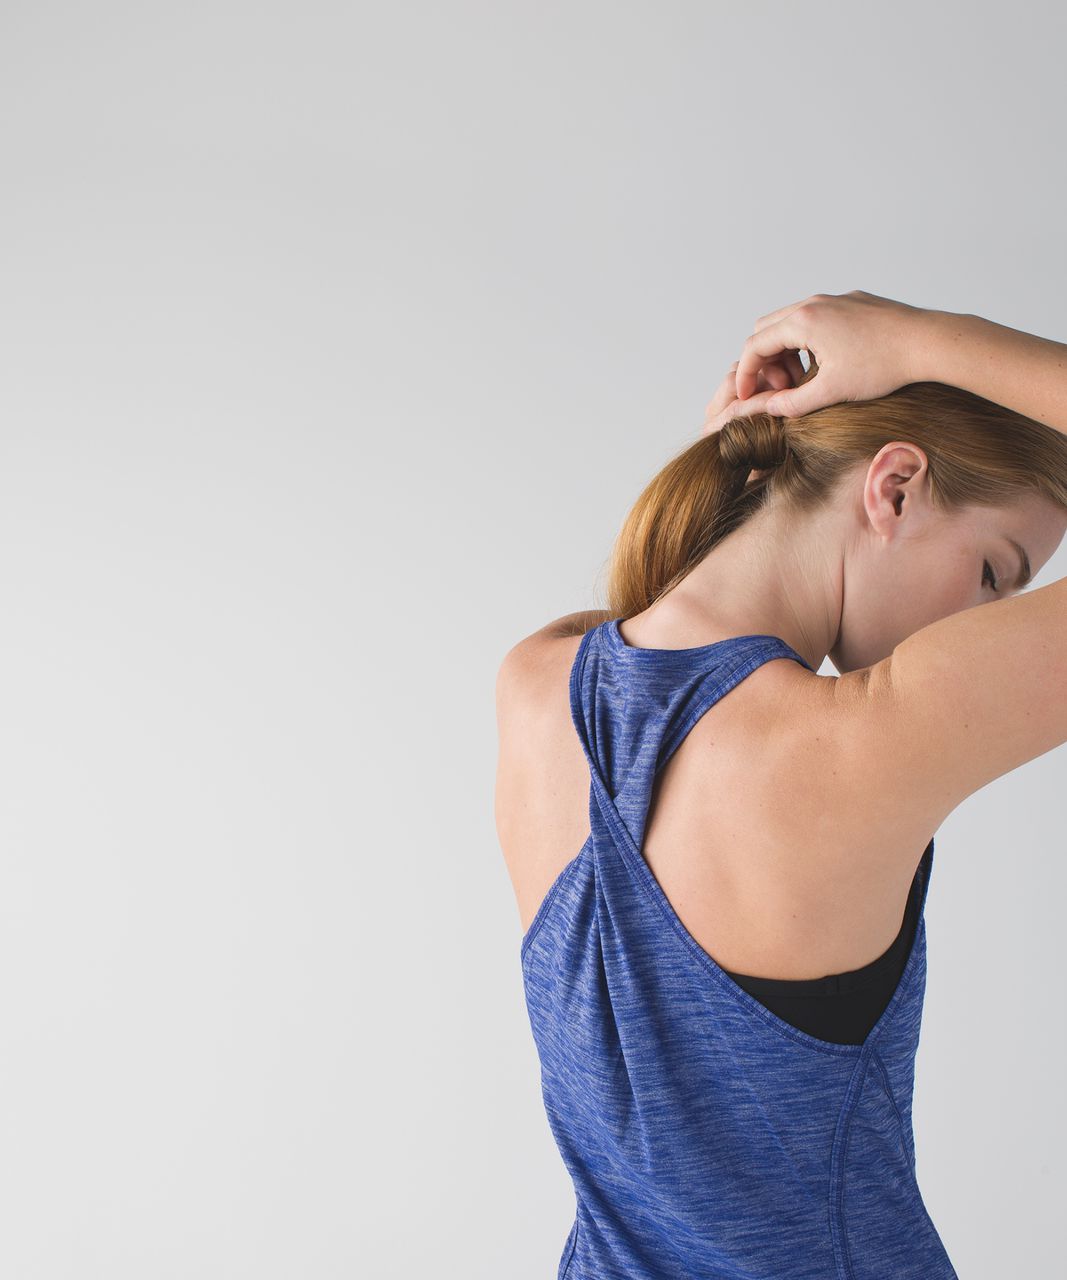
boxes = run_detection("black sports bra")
[722,841,930,1046]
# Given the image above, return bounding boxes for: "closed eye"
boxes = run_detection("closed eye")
[982,559,1000,593]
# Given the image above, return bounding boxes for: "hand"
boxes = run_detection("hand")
[730,289,928,420]
[701,355,806,438]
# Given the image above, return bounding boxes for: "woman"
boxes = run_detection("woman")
[494,291,1067,1279]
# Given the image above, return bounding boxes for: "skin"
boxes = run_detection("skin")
[638,445,1067,677]
[495,477,1066,979]
[497,291,1067,979]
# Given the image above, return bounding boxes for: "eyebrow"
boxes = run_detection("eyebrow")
[1005,537,1032,590]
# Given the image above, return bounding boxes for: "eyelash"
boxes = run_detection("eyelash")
[982,560,1000,593]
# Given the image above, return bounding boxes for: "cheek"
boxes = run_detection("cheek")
[835,551,979,669]
[869,569,966,651]
[918,562,977,623]
[946,557,981,608]
[905,542,976,613]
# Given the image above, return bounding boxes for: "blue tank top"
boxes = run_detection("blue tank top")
[520,617,958,1280]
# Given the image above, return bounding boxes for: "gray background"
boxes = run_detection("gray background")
[1,3,1063,1277]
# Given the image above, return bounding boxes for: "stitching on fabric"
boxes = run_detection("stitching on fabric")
[828,1047,874,1280]
[870,1054,958,1273]
[871,1049,913,1170]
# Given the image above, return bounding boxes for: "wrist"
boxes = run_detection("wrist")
[904,307,984,386]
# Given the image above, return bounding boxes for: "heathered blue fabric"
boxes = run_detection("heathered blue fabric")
[520,617,958,1280]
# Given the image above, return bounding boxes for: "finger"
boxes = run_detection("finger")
[705,358,795,432]
[735,317,813,401]
[750,295,818,332]
[701,386,777,437]
[756,361,795,392]
[763,372,837,419]
[778,349,806,386]
[703,362,742,420]
[701,387,782,437]
[750,352,806,394]
[704,353,797,423]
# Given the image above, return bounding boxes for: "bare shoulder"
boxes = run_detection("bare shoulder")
[496,611,613,711]
[496,618,595,735]
[740,658,946,879]
[800,582,1067,846]
[495,619,596,931]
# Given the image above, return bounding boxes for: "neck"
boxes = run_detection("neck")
[653,497,846,672]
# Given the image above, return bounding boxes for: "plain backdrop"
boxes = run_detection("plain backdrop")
[1,3,1064,1277]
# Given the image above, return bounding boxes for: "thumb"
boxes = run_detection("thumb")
[764,379,830,419]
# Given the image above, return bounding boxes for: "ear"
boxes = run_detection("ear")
[862,442,932,537]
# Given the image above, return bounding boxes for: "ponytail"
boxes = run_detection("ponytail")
[602,374,1067,622]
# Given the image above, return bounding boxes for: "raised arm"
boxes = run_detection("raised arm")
[911,308,1067,436]
[724,291,1067,828]
[722,290,1067,438]
[847,308,1067,817]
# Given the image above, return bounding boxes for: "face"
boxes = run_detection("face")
[829,443,1067,673]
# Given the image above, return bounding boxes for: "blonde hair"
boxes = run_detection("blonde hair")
[605,363,1067,621]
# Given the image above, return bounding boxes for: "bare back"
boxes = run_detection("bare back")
[499,566,1067,979]
[496,627,935,981]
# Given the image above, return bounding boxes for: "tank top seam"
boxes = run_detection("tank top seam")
[828,1047,876,1280]
[828,932,935,1279]
[870,1049,913,1170]
[832,1048,944,1279]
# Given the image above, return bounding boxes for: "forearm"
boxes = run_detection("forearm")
[913,309,1067,436]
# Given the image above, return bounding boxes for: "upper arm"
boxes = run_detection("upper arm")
[494,630,564,839]
[494,627,583,901]
[838,574,1067,825]
[495,609,612,717]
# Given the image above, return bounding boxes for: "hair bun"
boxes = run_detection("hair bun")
[717,414,790,473]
